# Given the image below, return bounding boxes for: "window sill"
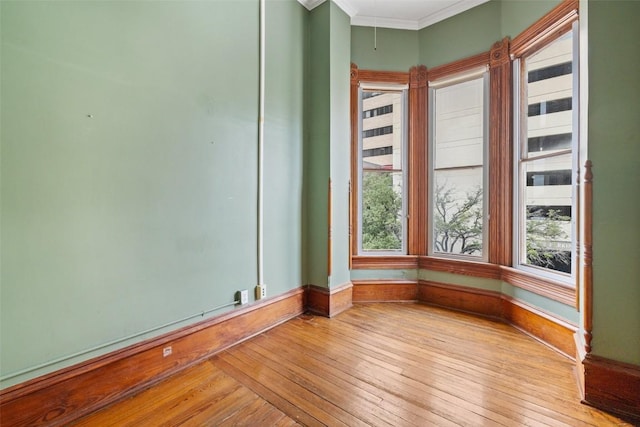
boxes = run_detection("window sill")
[500,266,576,307]
[351,255,419,270]
[419,256,501,280]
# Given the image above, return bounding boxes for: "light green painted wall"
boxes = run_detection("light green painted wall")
[304,0,352,289]
[1,0,307,387]
[264,0,306,295]
[500,0,561,38]
[418,0,501,68]
[328,2,352,288]
[419,270,502,293]
[501,283,579,324]
[303,1,330,288]
[588,0,640,365]
[350,269,418,281]
[351,26,419,71]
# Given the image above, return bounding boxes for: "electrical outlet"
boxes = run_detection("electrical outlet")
[236,290,249,305]
[163,346,172,357]
[255,284,267,300]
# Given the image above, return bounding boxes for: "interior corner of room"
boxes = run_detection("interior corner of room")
[1,0,639,425]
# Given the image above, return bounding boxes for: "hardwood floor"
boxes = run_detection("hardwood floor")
[73,303,632,426]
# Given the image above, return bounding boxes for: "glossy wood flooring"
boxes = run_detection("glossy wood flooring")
[74,303,632,426]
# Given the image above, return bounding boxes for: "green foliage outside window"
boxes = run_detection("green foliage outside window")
[362,172,402,251]
[433,183,483,256]
[525,208,571,272]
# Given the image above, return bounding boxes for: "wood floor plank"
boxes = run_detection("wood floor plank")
[237,339,418,427]
[261,321,556,426]
[211,353,319,427]
[261,326,576,427]
[249,333,460,427]
[268,310,620,424]
[71,362,228,427]
[325,306,618,426]
[219,349,369,427]
[74,303,633,427]
[341,305,572,382]
[296,306,578,398]
[215,399,295,427]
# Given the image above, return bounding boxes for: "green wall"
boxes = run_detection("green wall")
[328,2,351,288]
[264,0,307,295]
[304,1,331,287]
[351,26,419,71]
[304,1,351,289]
[418,0,501,68]
[1,0,307,387]
[500,0,562,38]
[588,0,640,365]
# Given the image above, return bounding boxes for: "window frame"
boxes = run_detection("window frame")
[357,84,409,255]
[427,67,491,262]
[350,65,427,269]
[512,14,580,287]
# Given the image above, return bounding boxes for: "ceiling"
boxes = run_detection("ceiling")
[297,0,490,30]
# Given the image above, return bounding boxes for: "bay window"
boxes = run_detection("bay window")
[349,1,581,305]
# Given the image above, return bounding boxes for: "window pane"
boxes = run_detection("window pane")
[430,74,486,259]
[521,154,572,273]
[359,87,406,255]
[362,171,403,252]
[516,28,575,277]
[525,32,573,160]
[362,91,403,171]
[432,167,483,256]
[434,78,484,169]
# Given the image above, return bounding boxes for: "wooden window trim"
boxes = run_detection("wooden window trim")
[428,52,490,82]
[418,256,501,280]
[510,0,578,59]
[408,65,428,256]
[352,255,419,270]
[417,255,575,306]
[501,266,576,307]
[427,51,491,262]
[350,64,426,266]
[488,38,513,266]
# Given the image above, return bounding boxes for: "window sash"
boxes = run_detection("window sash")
[513,23,579,284]
[428,72,489,261]
[357,86,408,255]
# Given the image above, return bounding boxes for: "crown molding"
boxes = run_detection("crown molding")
[298,0,490,30]
[297,0,354,17]
[418,0,490,29]
[351,15,419,31]
[296,0,325,11]
[331,0,357,17]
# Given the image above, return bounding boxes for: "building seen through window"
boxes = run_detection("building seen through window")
[429,73,487,259]
[359,89,406,253]
[517,30,576,275]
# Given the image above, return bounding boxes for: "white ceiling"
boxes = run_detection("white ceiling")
[297,0,490,30]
